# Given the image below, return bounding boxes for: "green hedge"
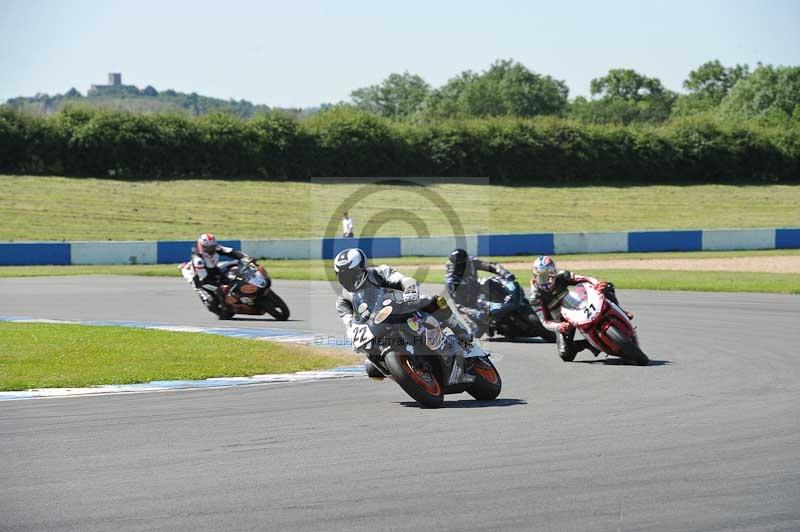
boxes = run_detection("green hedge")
[1,105,797,183]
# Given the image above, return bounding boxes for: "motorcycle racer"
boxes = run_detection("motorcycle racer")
[529,255,633,360]
[190,233,252,316]
[334,248,473,347]
[445,249,538,335]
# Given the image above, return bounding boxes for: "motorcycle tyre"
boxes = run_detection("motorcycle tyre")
[261,291,290,321]
[606,326,649,366]
[467,357,502,401]
[385,351,444,408]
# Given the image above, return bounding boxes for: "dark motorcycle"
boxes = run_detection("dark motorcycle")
[351,284,502,408]
[459,276,556,342]
[180,258,290,320]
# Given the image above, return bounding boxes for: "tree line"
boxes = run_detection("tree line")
[1,58,797,182]
[5,85,313,119]
[349,59,800,126]
[6,58,799,127]
[1,104,796,183]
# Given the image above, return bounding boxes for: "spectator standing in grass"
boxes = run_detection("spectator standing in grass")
[342,211,354,237]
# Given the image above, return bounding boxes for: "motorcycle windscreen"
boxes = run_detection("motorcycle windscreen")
[481,277,510,302]
[561,283,604,325]
[351,284,387,324]
[562,285,589,311]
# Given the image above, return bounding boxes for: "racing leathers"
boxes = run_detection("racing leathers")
[445,257,536,336]
[191,244,250,314]
[529,270,625,359]
[336,264,472,347]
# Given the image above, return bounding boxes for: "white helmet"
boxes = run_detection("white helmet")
[197,233,219,267]
[532,255,557,290]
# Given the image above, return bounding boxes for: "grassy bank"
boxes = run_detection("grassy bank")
[2,176,799,241]
[1,250,798,294]
[0,323,357,391]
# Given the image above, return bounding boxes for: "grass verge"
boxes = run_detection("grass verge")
[2,176,799,240]
[0,323,358,391]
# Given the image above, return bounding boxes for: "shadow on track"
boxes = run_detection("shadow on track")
[398,398,527,409]
[574,358,672,366]
[229,317,301,323]
[483,336,553,344]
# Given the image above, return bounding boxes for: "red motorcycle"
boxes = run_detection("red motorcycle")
[560,282,649,365]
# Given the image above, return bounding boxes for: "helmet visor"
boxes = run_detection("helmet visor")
[534,271,554,288]
[200,243,216,255]
[338,268,367,292]
[452,260,466,279]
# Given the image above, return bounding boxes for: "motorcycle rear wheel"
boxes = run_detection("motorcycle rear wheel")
[212,307,235,320]
[606,326,649,366]
[467,357,502,401]
[385,352,444,408]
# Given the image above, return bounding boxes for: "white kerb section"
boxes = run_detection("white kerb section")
[71,241,158,265]
[241,239,322,260]
[701,229,776,251]
[554,232,629,254]
[400,235,479,257]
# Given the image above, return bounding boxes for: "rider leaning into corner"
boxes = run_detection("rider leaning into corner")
[529,255,634,360]
[445,248,542,336]
[191,233,253,316]
[334,248,475,378]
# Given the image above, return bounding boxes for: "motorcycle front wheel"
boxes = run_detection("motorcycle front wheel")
[606,326,649,366]
[385,352,444,408]
[467,356,502,401]
[260,291,290,321]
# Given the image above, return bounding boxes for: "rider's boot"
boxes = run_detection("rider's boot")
[214,286,234,319]
[447,351,476,385]
[444,314,474,349]
[557,328,585,361]
[216,286,229,308]
[438,316,477,385]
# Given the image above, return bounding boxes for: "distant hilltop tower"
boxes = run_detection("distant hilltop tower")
[89,72,134,95]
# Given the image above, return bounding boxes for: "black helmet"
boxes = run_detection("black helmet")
[449,248,468,278]
[333,248,368,291]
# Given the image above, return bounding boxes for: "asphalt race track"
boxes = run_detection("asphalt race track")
[1,276,799,532]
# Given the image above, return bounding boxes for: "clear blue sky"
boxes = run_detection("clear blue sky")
[1,0,798,107]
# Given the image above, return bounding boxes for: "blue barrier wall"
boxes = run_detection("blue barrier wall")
[157,240,242,264]
[776,228,800,249]
[0,243,71,265]
[321,237,401,260]
[0,229,797,265]
[628,230,702,252]
[477,234,554,256]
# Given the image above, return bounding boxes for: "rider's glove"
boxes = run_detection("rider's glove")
[403,285,419,303]
[595,281,609,292]
[505,273,516,282]
[557,322,573,334]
